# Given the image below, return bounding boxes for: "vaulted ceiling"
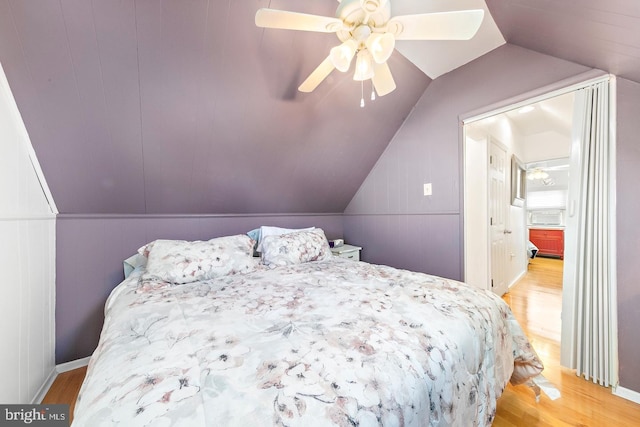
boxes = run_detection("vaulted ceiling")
[1,0,639,215]
[487,0,640,83]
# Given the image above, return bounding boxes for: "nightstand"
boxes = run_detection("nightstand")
[330,244,362,261]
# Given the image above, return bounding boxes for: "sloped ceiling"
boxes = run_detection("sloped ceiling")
[393,0,505,78]
[503,93,574,138]
[486,0,640,83]
[1,0,639,215]
[0,0,430,214]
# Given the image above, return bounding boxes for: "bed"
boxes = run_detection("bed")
[72,228,543,426]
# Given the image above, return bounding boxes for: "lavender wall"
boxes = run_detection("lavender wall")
[344,44,640,394]
[0,0,429,215]
[344,45,590,280]
[615,78,640,392]
[56,214,343,363]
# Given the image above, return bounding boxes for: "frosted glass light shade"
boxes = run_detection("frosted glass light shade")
[527,168,549,180]
[353,49,375,81]
[366,33,395,64]
[329,40,357,72]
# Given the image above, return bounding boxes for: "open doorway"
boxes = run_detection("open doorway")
[523,156,570,349]
[463,75,618,388]
[463,91,574,295]
[463,90,575,382]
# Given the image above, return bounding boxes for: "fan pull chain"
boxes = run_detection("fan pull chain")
[360,81,365,108]
[371,80,376,101]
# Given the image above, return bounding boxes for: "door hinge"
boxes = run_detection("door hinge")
[490,217,493,226]
[491,279,494,288]
[490,155,493,165]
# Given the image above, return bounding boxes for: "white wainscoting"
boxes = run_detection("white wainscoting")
[0,62,57,404]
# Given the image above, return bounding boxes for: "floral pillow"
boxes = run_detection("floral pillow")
[138,234,259,290]
[137,240,155,259]
[260,228,333,267]
[255,225,315,253]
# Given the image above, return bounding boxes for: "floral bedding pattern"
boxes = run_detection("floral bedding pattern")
[73,258,542,427]
[260,228,333,266]
[138,234,259,290]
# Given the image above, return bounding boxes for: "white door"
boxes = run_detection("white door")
[489,140,509,296]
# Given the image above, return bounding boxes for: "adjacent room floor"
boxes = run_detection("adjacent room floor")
[495,257,640,425]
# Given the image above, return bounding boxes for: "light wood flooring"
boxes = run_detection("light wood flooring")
[495,256,640,426]
[43,257,640,425]
[41,365,86,424]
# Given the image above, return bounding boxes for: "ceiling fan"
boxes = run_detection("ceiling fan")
[255,0,484,100]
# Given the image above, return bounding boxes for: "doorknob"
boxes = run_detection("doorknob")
[503,230,512,234]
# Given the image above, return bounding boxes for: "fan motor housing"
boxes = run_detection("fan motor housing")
[336,0,391,28]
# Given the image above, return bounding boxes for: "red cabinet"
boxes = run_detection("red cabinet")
[529,228,564,259]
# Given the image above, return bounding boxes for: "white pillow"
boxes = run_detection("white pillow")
[123,253,147,278]
[138,234,258,290]
[256,225,315,253]
[260,228,332,267]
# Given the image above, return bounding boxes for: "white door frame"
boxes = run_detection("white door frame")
[488,138,510,296]
[462,134,510,293]
[461,73,616,377]
[463,135,489,290]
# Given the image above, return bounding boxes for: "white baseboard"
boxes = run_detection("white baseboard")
[508,269,527,289]
[613,385,640,405]
[32,367,57,404]
[32,357,92,404]
[56,356,91,373]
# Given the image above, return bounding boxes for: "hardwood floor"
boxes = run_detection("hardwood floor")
[42,365,86,424]
[495,257,640,426]
[43,257,640,425]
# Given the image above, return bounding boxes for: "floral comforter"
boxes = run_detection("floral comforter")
[73,258,542,427]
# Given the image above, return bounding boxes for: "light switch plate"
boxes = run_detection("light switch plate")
[423,183,432,196]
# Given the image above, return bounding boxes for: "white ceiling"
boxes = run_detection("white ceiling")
[465,90,575,141]
[527,166,570,190]
[392,0,506,78]
[504,91,575,138]
[464,91,574,191]
[507,94,574,191]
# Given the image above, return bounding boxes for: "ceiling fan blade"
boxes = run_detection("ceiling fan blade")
[298,56,336,92]
[388,9,484,40]
[372,62,396,96]
[256,9,344,33]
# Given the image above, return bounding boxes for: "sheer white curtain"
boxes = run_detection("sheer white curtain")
[563,79,617,386]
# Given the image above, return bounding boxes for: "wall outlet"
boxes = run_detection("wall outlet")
[423,183,432,196]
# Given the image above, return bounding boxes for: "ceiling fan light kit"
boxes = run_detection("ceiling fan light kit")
[255,0,484,103]
[354,50,375,81]
[330,40,358,72]
[366,32,395,63]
